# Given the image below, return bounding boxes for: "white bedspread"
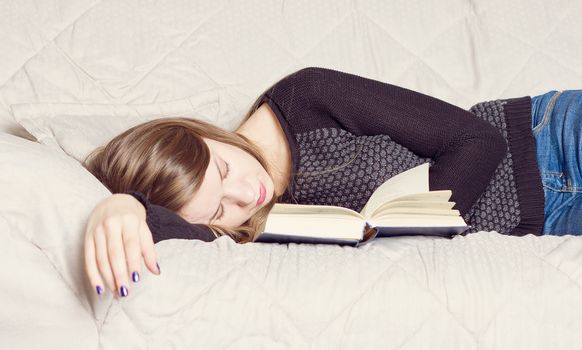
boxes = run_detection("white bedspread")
[1,0,582,349]
[1,0,582,137]
[110,233,582,349]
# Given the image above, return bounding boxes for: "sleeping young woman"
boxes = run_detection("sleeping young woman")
[82,67,582,298]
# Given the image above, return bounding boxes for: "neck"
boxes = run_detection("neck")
[236,103,291,196]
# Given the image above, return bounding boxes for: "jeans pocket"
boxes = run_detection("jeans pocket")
[532,91,562,135]
[540,172,568,192]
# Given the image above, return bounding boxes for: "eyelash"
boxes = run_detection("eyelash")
[224,162,230,178]
[215,162,230,222]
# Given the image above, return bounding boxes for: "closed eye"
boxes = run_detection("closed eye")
[223,161,230,178]
[214,160,230,222]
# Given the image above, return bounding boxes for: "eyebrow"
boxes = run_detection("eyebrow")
[208,157,223,224]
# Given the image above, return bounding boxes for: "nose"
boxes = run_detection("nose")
[223,180,255,207]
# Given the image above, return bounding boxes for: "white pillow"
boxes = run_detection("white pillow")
[11,88,246,162]
[0,132,111,344]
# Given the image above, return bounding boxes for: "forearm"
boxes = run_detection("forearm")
[427,129,507,215]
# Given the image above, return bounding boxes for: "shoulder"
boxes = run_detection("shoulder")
[263,67,348,108]
[268,67,349,93]
[278,66,332,82]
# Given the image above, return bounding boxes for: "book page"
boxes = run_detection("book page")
[269,203,364,219]
[369,192,453,218]
[360,163,430,218]
[262,213,365,240]
[372,200,455,211]
[373,208,460,216]
[379,191,452,203]
[369,214,467,228]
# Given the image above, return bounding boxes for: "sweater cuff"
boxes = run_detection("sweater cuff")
[126,190,159,229]
[125,191,217,243]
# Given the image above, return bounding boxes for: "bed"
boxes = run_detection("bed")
[1,0,582,349]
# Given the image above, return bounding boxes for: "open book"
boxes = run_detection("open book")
[255,163,469,246]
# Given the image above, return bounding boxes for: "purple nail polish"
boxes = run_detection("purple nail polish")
[132,271,140,283]
[96,285,103,295]
[119,285,128,297]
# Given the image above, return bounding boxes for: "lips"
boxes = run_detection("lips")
[256,182,266,206]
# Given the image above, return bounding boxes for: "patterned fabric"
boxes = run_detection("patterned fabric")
[463,101,521,233]
[280,97,543,234]
[281,128,429,211]
[280,122,520,233]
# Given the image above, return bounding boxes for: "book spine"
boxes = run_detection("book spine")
[256,233,360,246]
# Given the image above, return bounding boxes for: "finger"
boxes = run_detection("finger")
[105,219,130,298]
[139,220,160,275]
[94,225,116,294]
[84,233,105,296]
[122,215,142,284]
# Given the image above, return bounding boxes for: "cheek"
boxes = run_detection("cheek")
[226,210,252,228]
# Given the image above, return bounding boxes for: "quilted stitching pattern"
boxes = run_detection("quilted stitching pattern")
[1,0,582,137]
[94,233,582,349]
[1,1,582,348]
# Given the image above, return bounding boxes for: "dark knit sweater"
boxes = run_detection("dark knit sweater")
[128,67,544,243]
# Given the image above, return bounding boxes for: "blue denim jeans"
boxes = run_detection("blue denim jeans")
[531,90,582,235]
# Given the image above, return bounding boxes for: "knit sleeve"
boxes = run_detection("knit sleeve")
[126,191,217,243]
[263,67,508,215]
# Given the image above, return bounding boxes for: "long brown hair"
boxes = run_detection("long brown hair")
[83,116,279,243]
[83,69,304,243]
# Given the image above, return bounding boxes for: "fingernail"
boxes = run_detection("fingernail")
[119,285,128,297]
[132,271,140,283]
[156,262,161,274]
[96,285,103,295]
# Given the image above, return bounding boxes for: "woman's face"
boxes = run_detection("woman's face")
[178,138,275,228]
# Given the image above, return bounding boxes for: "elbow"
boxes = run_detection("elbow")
[468,127,507,174]
[484,129,508,164]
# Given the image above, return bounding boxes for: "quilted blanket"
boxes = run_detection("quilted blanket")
[1,130,581,348]
[1,0,582,349]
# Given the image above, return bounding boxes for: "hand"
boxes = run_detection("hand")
[84,193,160,298]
